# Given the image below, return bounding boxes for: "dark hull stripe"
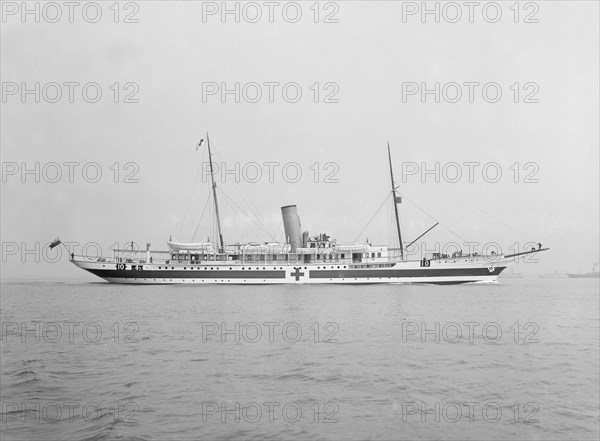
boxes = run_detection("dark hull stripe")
[87,269,287,279]
[309,267,505,279]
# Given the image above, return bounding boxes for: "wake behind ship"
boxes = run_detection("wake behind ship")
[62,135,548,285]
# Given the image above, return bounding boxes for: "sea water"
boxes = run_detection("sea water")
[1,278,598,440]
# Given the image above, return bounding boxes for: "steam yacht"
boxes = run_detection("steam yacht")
[66,135,548,284]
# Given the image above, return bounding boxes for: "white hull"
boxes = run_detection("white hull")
[97,276,501,285]
[73,258,511,285]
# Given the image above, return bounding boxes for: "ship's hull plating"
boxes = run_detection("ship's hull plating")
[73,260,508,285]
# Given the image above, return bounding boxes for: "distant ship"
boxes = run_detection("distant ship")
[539,270,568,278]
[61,135,548,285]
[567,264,599,279]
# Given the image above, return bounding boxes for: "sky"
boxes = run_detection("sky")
[1,0,599,279]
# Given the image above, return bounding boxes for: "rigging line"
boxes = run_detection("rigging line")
[217,187,276,241]
[391,151,531,241]
[435,181,530,241]
[230,179,278,241]
[208,194,212,243]
[398,202,406,247]
[230,168,278,239]
[352,193,392,244]
[232,183,277,240]
[388,202,394,248]
[273,219,283,241]
[191,192,212,242]
[217,188,267,240]
[211,141,278,240]
[401,195,467,243]
[178,147,207,238]
[219,189,276,244]
[209,193,215,244]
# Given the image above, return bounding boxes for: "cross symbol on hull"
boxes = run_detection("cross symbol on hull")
[291,267,305,281]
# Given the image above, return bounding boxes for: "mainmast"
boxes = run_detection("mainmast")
[388,142,403,258]
[206,133,225,253]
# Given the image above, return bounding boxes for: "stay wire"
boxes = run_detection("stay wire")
[352,193,392,243]
[391,150,531,242]
[211,139,277,241]
[191,192,213,243]
[400,194,467,243]
[217,187,276,242]
[178,147,207,239]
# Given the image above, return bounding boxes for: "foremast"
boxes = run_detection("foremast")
[206,133,225,253]
[387,143,404,259]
